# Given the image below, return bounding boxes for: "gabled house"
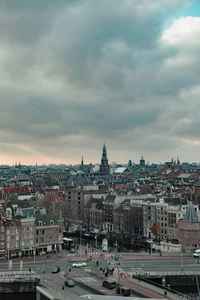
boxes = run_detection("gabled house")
[34,213,64,254]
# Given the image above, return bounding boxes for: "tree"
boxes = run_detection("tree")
[150,222,161,239]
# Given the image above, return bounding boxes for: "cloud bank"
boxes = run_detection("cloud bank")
[0,0,199,165]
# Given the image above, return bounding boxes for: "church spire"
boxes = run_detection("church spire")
[100,143,110,175]
[101,144,108,165]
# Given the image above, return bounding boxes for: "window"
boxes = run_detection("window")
[21,241,25,247]
[36,238,39,243]
[11,235,14,240]
[39,221,42,226]
[185,232,188,237]
[41,237,45,243]
[42,229,45,235]
[22,227,25,232]
[22,233,25,240]
[27,227,29,232]
[7,229,10,235]
[1,226,4,232]
[50,228,53,233]
[50,220,54,226]
[1,236,4,240]
[27,233,30,239]
[59,228,62,234]
[36,230,39,235]
[50,236,52,240]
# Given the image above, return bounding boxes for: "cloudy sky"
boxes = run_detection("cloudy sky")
[0,0,200,166]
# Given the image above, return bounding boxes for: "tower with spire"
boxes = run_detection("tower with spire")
[100,144,110,175]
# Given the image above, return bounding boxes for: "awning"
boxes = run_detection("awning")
[49,242,59,245]
[9,248,20,253]
[39,244,48,247]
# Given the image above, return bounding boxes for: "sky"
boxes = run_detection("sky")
[0,0,200,166]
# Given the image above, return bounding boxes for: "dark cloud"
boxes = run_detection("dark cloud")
[0,0,199,165]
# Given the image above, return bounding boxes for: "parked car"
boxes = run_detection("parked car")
[72,262,86,268]
[51,266,61,274]
[102,279,117,289]
[39,251,46,255]
[70,248,76,253]
[65,279,75,287]
[116,286,131,296]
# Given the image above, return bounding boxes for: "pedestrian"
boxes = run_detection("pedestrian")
[90,255,92,261]
[62,285,64,291]
[103,269,105,274]
[96,261,99,266]
[66,273,68,278]
[164,289,167,296]
[69,268,71,273]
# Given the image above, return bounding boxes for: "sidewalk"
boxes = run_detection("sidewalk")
[95,268,182,300]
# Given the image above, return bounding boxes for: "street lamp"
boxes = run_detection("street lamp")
[79,230,81,257]
[114,255,122,296]
[179,239,183,272]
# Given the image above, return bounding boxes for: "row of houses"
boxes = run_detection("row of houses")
[0,204,64,258]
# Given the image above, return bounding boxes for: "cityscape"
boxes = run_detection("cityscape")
[1,143,200,261]
[0,1,200,299]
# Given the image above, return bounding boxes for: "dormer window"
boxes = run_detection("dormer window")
[39,221,42,226]
[50,220,54,226]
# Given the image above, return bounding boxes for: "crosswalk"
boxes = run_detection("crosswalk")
[74,276,98,283]
[65,253,76,257]
[64,251,101,257]
[88,252,101,256]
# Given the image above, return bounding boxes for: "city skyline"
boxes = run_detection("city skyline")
[0,1,200,166]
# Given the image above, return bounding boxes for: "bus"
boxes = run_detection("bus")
[63,237,76,250]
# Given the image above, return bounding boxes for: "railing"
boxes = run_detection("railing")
[141,277,197,300]
[0,270,36,282]
[39,279,60,292]
[131,269,200,277]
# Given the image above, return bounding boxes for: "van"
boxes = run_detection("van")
[193,249,200,258]
[102,279,116,289]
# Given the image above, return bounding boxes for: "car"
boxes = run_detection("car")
[102,279,117,289]
[193,249,200,258]
[72,262,86,268]
[65,279,75,287]
[51,266,61,274]
[70,248,76,253]
[116,286,131,296]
